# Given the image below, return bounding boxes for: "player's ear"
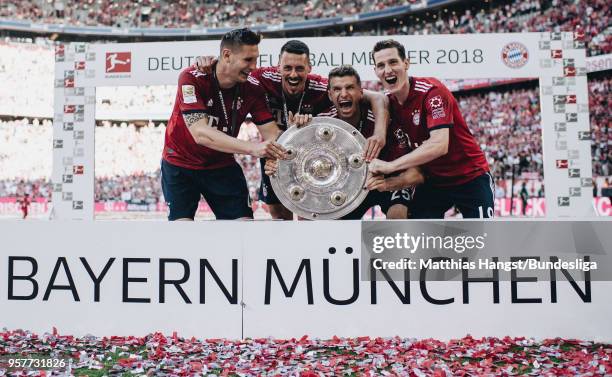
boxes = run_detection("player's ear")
[403,58,410,71]
[220,48,232,62]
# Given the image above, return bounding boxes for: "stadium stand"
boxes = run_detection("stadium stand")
[0,0,609,56]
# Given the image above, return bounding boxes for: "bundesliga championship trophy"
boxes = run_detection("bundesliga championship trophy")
[270,117,369,220]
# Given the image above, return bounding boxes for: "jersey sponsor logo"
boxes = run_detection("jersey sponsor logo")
[412,109,420,126]
[429,95,446,119]
[105,52,131,73]
[182,85,197,104]
[207,115,225,132]
[207,98,214,107]
[501,42,529,69]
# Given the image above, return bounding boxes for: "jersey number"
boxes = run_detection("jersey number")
[391,189,412,201]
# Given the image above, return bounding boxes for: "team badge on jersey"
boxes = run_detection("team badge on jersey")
[412,109,420,126]
[182,85,196,104]
[236,97,244,110]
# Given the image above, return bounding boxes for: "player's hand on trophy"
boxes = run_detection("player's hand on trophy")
[365,173,389,192]
[194,56,217,74]
[364,132,386,162]
[288,111,313,128]
[253,140,286,159]
[368,158,393,175]
[264,159,279,176]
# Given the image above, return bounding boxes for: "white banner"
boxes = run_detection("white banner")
[2,221,611,341]
[86,33,555,87]
[0,221,242,338]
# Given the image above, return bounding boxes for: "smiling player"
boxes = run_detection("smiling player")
[367,39,494,219]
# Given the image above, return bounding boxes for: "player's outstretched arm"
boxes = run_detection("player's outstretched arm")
[185,114,283,158]
[362,89,389,161]
[369,128,449,175]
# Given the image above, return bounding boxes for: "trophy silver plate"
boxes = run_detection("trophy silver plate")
[270,117,369,220]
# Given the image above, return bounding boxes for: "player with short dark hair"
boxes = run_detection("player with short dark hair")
[367,39,494,218]
[161,28,285,221]
[195,40,390,220]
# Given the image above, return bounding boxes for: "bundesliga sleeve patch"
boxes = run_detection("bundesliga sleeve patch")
[428,95,446,119]
[182,85,197,104]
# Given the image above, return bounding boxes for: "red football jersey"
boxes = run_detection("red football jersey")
[250,67,331,130]
[387,77,489,186]
[163,67,274,170]
[317,103,376,138]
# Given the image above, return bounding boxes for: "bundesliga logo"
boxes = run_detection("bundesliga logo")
[501,42,529,69]
[105,52,131,73]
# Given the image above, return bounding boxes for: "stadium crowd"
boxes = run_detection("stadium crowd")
[375,0,610,56]
[0,0,609,56]
[458,88,543,180]
[590,76,611,177]
[0,0,419,28]
[1,75,609,203]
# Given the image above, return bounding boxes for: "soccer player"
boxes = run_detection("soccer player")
[367,39,494,218]
[265,65,424,219]
[161,28,285,221]
[195,40,389,220]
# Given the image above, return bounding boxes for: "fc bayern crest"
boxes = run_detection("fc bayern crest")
[501,42,529,68]
[412,110,420,126]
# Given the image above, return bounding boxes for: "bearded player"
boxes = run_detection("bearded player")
[367,39,494,218]
[195,40,389,220]
[161,28,285,221]
[266,65,424,219]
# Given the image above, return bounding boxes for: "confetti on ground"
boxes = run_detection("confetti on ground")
[0,329,610,376]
